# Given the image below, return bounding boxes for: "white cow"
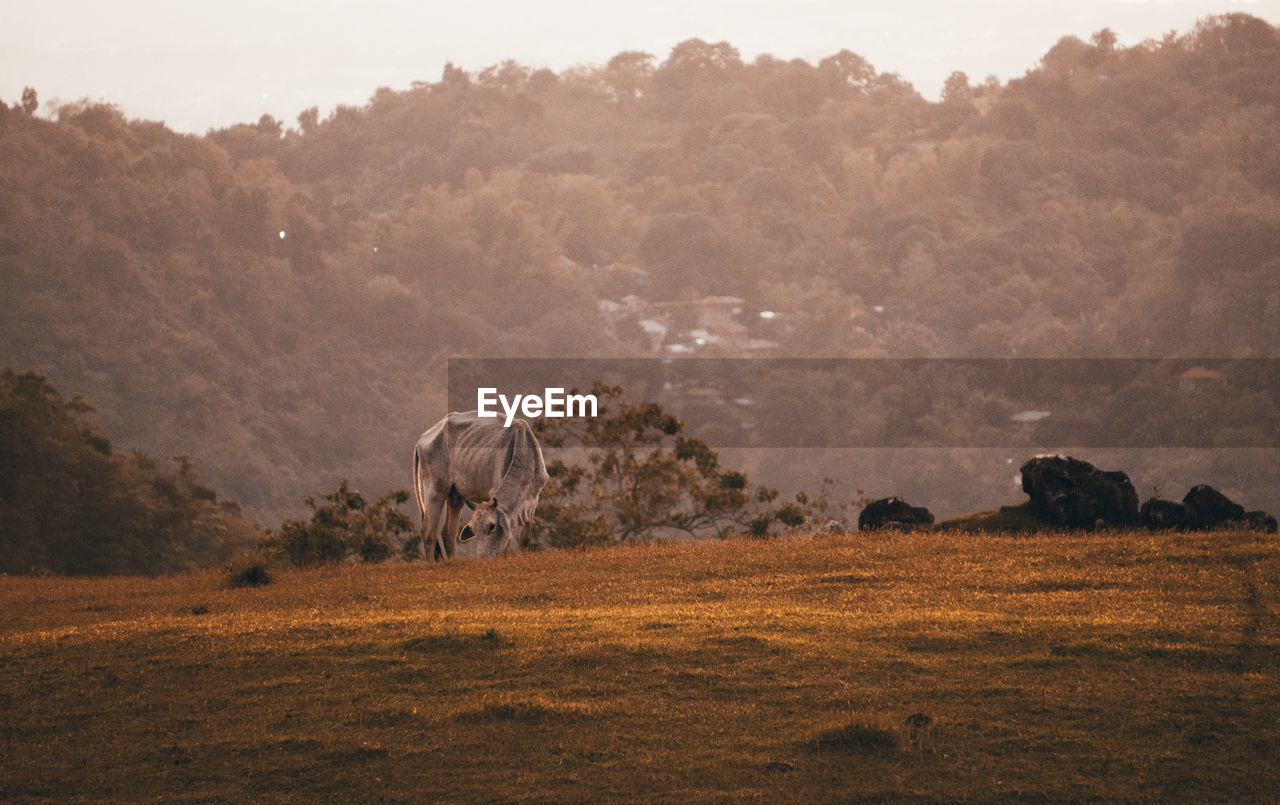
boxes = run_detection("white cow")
[411,411,549,560]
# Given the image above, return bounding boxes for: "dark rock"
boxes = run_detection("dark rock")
[858,497,934,532]
[1182,484,1246,529]
[1019,456,1138,529]
[1140,498,1190,530]
[1241,511,1278,534]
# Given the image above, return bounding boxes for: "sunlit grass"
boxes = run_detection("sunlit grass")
[3,528,1279,801]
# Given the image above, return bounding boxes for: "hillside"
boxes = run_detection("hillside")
[2,14,1279,522]
[3,528,1279,801]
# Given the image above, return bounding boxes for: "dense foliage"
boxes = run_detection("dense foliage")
[530,384,843,547]
[0,370,259,575]
[267,481,414,565]
[2,14,1278,523]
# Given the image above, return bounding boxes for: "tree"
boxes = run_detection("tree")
[297,106,319,135]
[1186,13,1279,59]
[660,38,744,78]
[441,61,471,89]
[942,71,972,104]
[818,50,876,95]
[20,86,38,115]
[477,60,532,93]
[936,71,979,135]
[529,384,835,548]
[605,50,656,103]
[638,212,740,296]
[256,114,283,138]
[1091,28,1118,54]
[653,38,747,116]
[1040,35,1095,77]
[0,370,259,575]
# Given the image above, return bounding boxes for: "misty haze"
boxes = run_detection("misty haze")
[3,8,1280,802]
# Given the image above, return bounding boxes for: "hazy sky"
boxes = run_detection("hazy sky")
[4,0,1277,133]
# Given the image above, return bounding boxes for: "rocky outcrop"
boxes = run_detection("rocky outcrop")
[1019,456,1138,529]
[1242,510,1279,533]
[1182,484,1246,529]
[1139,486,1276,533]
[858,497,934,532]
[1140,498,1190,530]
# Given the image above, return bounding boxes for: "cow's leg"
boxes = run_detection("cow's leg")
[440,491,464,558]
[419,485,448,561]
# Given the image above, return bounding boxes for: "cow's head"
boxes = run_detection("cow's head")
[459,499,513,555]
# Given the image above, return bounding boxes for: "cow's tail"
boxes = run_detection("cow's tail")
[412,446,427,543]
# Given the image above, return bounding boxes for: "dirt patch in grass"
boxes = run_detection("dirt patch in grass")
[810,724,900,755]
[704,634,775,652]
[397,629,511,653]
[454,701,586,725]
[814,572,877,585]
[1014,579,1122,593]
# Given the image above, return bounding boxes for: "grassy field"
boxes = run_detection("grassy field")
[3,528,1280,803]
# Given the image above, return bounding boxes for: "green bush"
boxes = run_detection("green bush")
[223,548,275,588]
[267,481,413,565]
[531,384,851,547]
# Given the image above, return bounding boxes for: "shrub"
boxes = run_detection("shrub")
[530,383,850,547]
[223,548,275,588]
[267,481,413,565]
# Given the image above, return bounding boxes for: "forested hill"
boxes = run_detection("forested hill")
[3,14,1279,523]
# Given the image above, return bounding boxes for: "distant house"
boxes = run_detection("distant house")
[657,296,745,332]
[1178,366,1228,392]
[620,294,648,313]
[1011,410,1051,441]
[605,293,773,354]
[593,263,650,295]
[638,319,668,351]
[1010,410,1051,424]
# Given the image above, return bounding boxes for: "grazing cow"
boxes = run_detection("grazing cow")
[412,411,549,560]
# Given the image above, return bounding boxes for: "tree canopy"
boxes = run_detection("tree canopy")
[2,14,1278,525]
[0,371,259,575]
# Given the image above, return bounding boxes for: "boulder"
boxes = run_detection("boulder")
[1142,486,1274,532]
[858,497,934,532]
[1243,511,1279,534]
[1140,498,1190,531]
[821,520,846,536]
[1019,456,1138,529]
[1182,484,1246,529]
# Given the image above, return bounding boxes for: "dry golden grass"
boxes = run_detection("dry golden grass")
[3,528,1280,802]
